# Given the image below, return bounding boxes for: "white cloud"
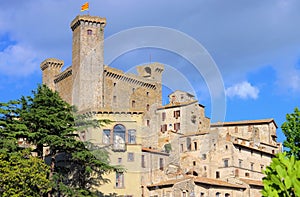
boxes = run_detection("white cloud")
[275,65,300,94]
[226,81,259,100]
[0,44,39,77]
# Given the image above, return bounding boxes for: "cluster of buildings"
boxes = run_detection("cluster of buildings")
[40,14,282,197]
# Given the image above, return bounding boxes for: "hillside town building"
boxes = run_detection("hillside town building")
[40,15,282,197]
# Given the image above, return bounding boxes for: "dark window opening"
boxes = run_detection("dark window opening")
[87,29,92,35]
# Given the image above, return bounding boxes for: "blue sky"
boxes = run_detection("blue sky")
[0,0,299,143]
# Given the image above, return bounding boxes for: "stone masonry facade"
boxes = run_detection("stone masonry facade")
[41,14,282,197]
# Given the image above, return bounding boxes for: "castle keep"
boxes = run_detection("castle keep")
[41,15,282,197]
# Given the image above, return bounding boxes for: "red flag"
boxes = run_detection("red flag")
[81,2,89,12]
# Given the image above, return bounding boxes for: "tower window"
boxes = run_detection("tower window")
[132,100,136,108]
[87,29,92,35]
[146,104,150,111]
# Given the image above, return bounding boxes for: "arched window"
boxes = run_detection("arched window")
[113,124,126,151]
[216,192,221,197]
[87,29,92,35]
[225,193,230,197]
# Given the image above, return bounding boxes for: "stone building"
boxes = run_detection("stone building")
[41,14,282,197]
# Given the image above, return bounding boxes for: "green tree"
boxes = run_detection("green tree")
[281,107,300,160]
[262,152,300,197]
[0,84,120,196]
[0,150,51,197]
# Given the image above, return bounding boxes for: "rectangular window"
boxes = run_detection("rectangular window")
[194,142,197,150]
[141,155,145,168]
[102,129,111,144]
[128,152,134,162]
[251,162,254,171]
[161,124,167,132]
[216,171,220,178]
[128,129,136,144]
[162,112,166,121]
[180,144,184,152]
[186,137,191,151]
[159,158,164,171]
[224,159,229,167]
[115,172,124,188]
[174,123,180,131]
[146,120,150,127]
[174,110,180,119]
[132,100,136,108]
[118,158,122,164]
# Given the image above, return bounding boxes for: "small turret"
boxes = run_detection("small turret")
[40,58,64,90]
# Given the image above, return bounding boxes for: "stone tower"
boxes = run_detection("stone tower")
[40,58,64,91]
[70,15,106,112]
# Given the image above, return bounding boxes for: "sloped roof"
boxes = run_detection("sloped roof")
[240,178,264,187]
[142,147,169,156]
[147,177,246,190]
[211,118,277,128]
[147,177,190,188]
[194,177,246,189]
[157,100,198,110]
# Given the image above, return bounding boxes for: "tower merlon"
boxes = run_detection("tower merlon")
[70,15,106,31]
[40,58,64,71]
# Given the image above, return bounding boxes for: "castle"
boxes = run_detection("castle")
[41,15,282,197]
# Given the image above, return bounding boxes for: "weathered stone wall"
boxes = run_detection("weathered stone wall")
[71,15,106,111]
[54,67,73,104]
[40,58,64,91]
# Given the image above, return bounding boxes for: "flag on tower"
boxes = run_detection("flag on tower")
[81,2,89,12]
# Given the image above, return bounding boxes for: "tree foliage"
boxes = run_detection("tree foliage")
[0,150,51,197]
[282,107,300,160]
[0,84,119,196]
[262,152,300,197]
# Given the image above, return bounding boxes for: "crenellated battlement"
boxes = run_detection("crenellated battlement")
[40,58,64,71]
[104,66,157,90]
[71,15,106,31]
[40,58,64,90]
